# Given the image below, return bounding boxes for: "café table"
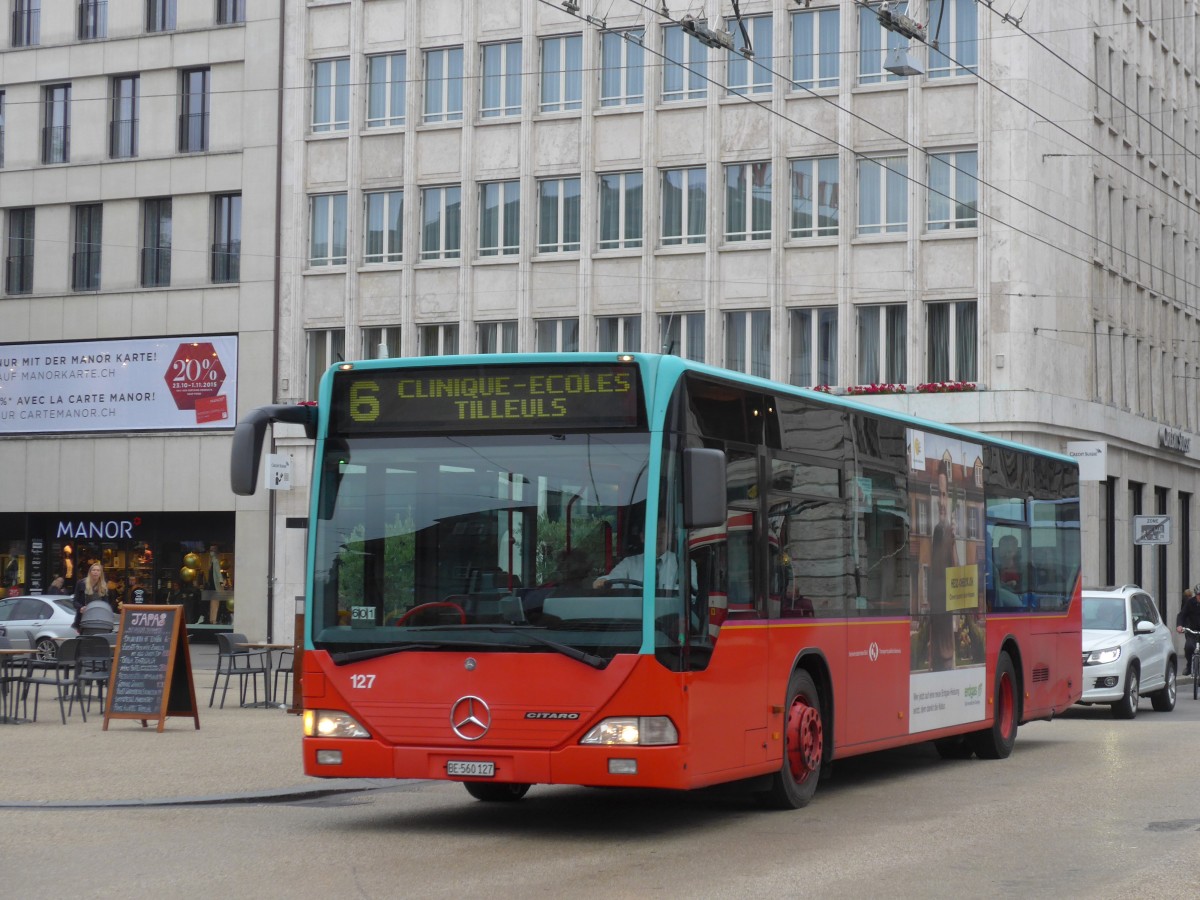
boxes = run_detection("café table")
[0,647,36,723]
[237,643,292,708]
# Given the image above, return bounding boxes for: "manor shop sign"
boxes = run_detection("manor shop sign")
[1159,428,1192,454]
[56,518,139,539]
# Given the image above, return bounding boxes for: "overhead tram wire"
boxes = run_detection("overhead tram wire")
[610,0,1200,297]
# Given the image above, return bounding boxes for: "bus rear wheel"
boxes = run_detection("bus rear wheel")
[761,669,824,810]
[463,782,530,802]
[969,651,1018,759]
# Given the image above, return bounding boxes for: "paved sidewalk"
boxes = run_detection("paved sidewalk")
[1,644,386,807]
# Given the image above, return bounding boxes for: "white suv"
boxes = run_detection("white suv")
[1079,585,1177,718]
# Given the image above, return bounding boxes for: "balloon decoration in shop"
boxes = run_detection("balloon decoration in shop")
[183,552,201,570]
[180,552,202,582]
[179,567,197,583]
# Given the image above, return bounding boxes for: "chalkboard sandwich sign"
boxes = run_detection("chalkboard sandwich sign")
[103,605,200,732]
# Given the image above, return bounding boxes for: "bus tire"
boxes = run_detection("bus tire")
[968,651,1018,760]
[760,669,824,810]
[933,735,975,760]
[463,782,530,802]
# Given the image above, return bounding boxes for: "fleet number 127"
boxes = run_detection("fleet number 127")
[350,674,376,689]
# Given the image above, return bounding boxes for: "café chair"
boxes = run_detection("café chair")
[21,637,85,724]
[210,632,270,708]
[72,635,113,715]
[273,647,295,707]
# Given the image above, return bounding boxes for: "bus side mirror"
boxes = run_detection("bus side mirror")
[230,404,318,496]
[684,448,726,529]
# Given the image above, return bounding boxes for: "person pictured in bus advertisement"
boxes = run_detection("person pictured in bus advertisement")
[908,432,986,673]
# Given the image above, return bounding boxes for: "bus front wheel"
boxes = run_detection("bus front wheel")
[463,782,531,802]
[761,669,824,810]
[968,651,1018,759]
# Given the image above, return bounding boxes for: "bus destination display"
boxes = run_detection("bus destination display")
[333,364,642,433]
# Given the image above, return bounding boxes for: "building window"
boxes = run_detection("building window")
[42,84,70,165]
[141,198,172,288]
[537,177,581,253]
[725,162,771,242]
[5,208,34,295]
[790,156,839,238]
[146,0,175,33]
[792,7,839,90]
[790,307,838,387]
[78,0,106,40]
[420,186,462,261]
[660,312,705,361]
[725,310,771,378]
[927,300,977,382]
[857,304,907,384]
[420,323,459,356]
[215,0,244,26]
[598,315,641,352]
[309,193,347,267]
[600,29,644,107]
[362,326,400,360]
[481,41,522,118]
[661,167,706,246]
[179,68,210,153]
[366,53,406,128]
[364,190,403,264]
[110,75,138,158]
[540,34,582,113]
[662,23,706,102]
[927,150,977,231]
[536,318,579,352]
[307,329,345,397]
[312,58,350,133]
[479,180,519,257]
[858,1,909,85]
[13,0,39,47]
[478,320,518,354]
[0,91,5,168]
[928,0,977,78]
[728,15,772,95]
[599,171,643,250]
[858,155,907,235]
[72,204,102,292]
[423,47,464,124]
[212,193,241,283]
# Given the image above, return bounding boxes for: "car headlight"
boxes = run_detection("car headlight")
[303,709,371,738]
[580,716,678,746]
[1084,646,1122,666]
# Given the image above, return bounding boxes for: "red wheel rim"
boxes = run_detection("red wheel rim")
[785,695,823,784]
[996,670,1015,742]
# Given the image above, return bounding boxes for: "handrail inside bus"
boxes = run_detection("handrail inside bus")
[230,403,319,496]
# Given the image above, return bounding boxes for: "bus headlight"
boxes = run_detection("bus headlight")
[304,709,371,738]
[580,717,678,746]
[1084,646,1122,666]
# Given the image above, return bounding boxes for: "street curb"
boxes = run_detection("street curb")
[0,779,415,810]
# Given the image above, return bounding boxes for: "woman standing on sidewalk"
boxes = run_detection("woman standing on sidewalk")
[72,562,117,632]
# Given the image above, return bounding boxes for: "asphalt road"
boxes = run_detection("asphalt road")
[4,687,1198,899]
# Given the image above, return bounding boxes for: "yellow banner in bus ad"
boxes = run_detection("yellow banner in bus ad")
[945,564,979,611]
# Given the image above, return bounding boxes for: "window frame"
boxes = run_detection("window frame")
[537,177,582,254]
[477,320,518,354]
[789,306,838,387]
[71,204,103,292]
[419,323,460,356]
[212,193,241,284]
[536,317,579,352]
[857,154,908,235]
[659,312,705,362]
[420,185,463,261]
[6,207,35,295]
[858,1,909,86]
[179,67,210,153]
[146,0,175,34]
[600,29,645,108]
[540,33,583,113]
[478,180,520,258]
[481,40,522,119]
[856,303,908,385]
[791,6,839,91]
[110,74,138,159]
[597,314,642,352]
[307,328,345,397]
[728,14,773,95]
[725,161,772,243]
[140,197,172,288]
[725,309,771,378]
[312,58,351,134]
[361,326,401,360]
[598,171,644,250]
[216,0,245,26]
[926,300,977,383]
[927,149,978,231]
[927,0,978,79]
[309,193,349,268]
[42,83,70,165]
[366,52,407,128]
[364,189,404,265]
[423,46,465,124]
[662,23,707,103]
[789,155,840,239]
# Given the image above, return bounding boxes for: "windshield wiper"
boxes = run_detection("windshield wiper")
[331,640,502,664]
[466,625,607,669]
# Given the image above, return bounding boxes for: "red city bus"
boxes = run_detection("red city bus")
[232,354,1081,807]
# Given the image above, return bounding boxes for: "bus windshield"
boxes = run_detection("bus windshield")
[311,431,658,664]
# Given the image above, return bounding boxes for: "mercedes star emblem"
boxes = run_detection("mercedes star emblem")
[450,695,491,741]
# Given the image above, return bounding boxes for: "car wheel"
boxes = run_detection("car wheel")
[35,636,58,660]
[1150,659,1177,712]
[759,669,825,809]
[1111,665,1139,719]
[462,782,530,802]
[969,651,1019,759]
